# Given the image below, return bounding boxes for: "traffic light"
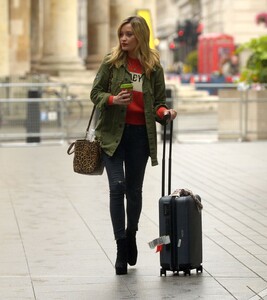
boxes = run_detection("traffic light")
[177,23,186,43]
[184,20,193,41]
[176,20,202,48]
[169,41,176,50]
[178,28,185,41]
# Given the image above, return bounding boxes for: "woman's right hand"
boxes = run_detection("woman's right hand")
[113,90,132,105]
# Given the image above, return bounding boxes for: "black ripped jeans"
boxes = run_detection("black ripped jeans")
[102,124,149,240]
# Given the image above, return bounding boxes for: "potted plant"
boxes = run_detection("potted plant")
[236,35,267,85]
[218,35,267,141]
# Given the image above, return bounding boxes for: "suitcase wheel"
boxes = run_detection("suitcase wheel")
[196,265,203,273]
[160,268,167,277]
[184,269,191,276]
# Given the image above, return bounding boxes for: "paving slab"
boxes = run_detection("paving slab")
[0,141,267,299]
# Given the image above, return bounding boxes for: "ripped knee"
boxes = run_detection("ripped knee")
[110,180,126,194]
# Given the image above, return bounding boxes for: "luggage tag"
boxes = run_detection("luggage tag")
[148,235,171,252]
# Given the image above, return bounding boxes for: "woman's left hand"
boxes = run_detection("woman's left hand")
[164,109,177,121]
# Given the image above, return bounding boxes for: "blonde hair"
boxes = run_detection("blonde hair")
[107,16,160,78]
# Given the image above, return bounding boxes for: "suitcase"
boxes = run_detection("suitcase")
[159,120,203,276]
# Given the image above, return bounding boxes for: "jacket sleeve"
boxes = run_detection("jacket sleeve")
[90,56,113,112]
[153,65,168,123]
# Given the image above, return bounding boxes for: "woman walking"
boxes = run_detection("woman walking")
[90,15,177,275]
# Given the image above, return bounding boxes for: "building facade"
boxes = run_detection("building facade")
[1,0,266,78]
[156,0,267,71]
[0,0,156,77]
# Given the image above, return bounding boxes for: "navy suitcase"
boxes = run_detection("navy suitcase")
[159,121,203,276]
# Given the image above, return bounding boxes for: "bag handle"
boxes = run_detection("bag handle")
[67,101,97,156]
[86,105,96,134]
[85,67,113,137]
[67,142,75,155]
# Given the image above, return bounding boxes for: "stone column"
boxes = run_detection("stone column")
[0,0,9,77]
[38,0,84,75]
[86,0,110,70]
[31,0,43,72]
[9,0,31,75]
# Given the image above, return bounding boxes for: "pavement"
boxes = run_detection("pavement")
[1,139,267,300]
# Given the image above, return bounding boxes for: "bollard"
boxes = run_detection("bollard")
[26,89,41,143]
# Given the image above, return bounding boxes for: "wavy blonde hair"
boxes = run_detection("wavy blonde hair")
[106,16,161,78]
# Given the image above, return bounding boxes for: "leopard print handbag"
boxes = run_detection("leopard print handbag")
[67,106,104,175]
[67,67,113,175]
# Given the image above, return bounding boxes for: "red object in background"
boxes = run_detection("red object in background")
[256,12,267,26]
[169,41,176,50]
[178,29,184,37]
[198,33,235,74]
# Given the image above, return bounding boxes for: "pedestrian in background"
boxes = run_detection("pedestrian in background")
[90,15,177,275]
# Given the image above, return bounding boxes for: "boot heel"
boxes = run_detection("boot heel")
[127,230,138,266]
[115,238,127,275]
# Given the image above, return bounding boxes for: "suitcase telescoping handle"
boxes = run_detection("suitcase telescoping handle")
[162,116,173,197]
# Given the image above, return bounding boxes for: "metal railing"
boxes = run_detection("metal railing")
[166,82,267,142]
[0,81,93,145]
[0,80,266,146]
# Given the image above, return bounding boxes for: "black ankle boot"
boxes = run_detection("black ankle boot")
[115,238,127,275]
[126,229,138,266]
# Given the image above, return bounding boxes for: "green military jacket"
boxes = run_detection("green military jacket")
[90,56,168,166]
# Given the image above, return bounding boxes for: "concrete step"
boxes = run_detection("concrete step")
[177,88,210,98]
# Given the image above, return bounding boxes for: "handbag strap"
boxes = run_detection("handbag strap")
[67,141,75,155]
[86,105,96,133]
[86,66,113,134]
